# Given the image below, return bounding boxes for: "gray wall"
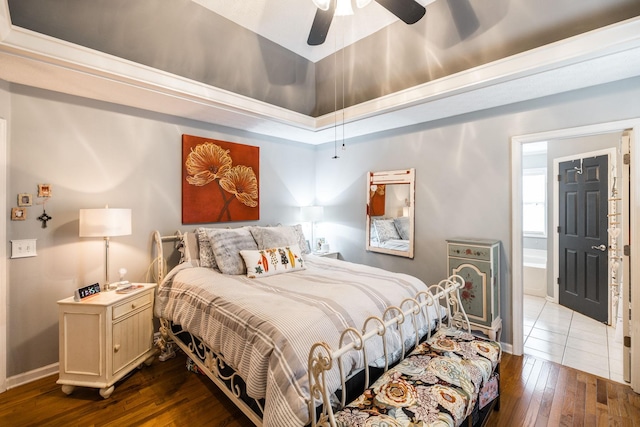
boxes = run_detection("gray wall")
[314,76,640,347]
[4,84,317,376]
[3,75,640,378]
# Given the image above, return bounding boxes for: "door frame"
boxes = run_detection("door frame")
[0,117,6,393]
[552,148,616,325]
[511,119,640,393]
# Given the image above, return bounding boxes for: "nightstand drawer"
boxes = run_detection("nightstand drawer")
[113,293,152,320]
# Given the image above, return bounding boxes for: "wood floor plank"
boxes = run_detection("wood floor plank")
[548,365,569,426]
[520,357,548,426]
[535,362,560,426]
[574,372,587,426]
[585,371,598,426]
[0,352,639,426]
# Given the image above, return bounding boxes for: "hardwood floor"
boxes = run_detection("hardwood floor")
[0,351,638,426]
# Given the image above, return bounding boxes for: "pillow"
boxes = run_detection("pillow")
[252,224,310,255]
[373,218,401,242]
[393,216,410,240]
[250,226,298,249]
[240,244,305,278]
[292,224,311,254]
[179,231,200,266]
[196,227,217,269]
[206,227,258,275]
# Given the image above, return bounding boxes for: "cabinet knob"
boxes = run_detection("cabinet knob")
[131,303,137,309]
[114,344,120,352]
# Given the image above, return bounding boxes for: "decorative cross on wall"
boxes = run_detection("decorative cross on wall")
[37,210,52,228]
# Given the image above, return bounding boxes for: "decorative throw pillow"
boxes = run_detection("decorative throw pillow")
[179,231,200,266]
[253,224,310,255]
[240,244,305,278]
[250,226,298,250]
[196,227,217,269]
[393,216,410,240]
[373,218,401,242]
[206,227,258,275]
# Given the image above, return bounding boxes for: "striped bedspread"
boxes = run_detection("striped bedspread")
[154,255,436,427]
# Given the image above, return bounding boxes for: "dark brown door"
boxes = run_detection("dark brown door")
[558,155,608,322]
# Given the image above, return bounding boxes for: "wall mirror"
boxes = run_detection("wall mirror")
[366,168,415,258]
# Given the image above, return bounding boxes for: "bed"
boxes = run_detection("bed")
[152,225,443,427]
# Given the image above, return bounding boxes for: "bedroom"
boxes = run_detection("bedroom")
[1,0,640,424]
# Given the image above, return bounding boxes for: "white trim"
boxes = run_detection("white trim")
[629,127,640,392]
[5,363,59,390]
[551,148,616,322]
[0,117,6,393]
[511,141,524,356]
[511,119,640,393]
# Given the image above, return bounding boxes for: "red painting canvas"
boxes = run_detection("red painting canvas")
[182,135,260,224]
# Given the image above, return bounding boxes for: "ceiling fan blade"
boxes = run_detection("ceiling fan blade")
[307,2,335,46]
[375,0,425,25]
[446,0,479,39]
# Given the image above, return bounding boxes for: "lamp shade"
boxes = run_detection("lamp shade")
[311,0,331,10]
[79,208,132,237]
[300,206,324,222]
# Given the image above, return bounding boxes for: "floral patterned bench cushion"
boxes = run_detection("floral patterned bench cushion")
[333,328,501,427]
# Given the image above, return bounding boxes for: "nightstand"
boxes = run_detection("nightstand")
[57,283,157,398]
[313,251,340,259]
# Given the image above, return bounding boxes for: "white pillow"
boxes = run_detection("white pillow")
[240,244,305,278]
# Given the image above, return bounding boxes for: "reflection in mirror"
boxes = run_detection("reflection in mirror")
[366,169,415,258]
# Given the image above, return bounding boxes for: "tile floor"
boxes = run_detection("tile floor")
[523,294,626,383]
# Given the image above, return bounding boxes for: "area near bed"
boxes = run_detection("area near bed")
[153,226,442,427]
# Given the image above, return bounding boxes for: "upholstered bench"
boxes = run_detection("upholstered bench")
[333,328,501,427]
[308,276,501,427]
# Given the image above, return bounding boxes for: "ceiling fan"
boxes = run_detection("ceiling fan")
[307,0,479,46]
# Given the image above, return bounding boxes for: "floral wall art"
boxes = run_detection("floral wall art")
[182,135,259,224]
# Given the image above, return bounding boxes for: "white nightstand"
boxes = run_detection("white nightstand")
[313,251,340,259]
[57,283,157,398]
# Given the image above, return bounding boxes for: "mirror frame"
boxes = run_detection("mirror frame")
[366,168,415,258]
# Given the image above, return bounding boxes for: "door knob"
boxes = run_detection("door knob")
[591,244,606,252]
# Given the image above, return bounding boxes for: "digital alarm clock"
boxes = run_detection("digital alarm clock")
[73,283,101,301]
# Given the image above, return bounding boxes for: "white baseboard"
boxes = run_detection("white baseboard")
[5,362,59,390]
[500,342,513,354]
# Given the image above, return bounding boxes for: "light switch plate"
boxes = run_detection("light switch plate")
[11,239,37,258]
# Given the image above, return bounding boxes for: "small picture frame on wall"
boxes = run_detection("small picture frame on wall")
[11,207,27,221]
[38,184,52,198]
[18,193,32,207]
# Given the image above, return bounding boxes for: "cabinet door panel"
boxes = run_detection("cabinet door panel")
[450,259,491,325]
[112,306,153,375]
[61,311,103,377]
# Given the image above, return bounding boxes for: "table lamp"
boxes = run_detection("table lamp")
[300,205,324,251]
[79,206,132,290]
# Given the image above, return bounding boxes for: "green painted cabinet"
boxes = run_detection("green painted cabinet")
[447,239,502,340]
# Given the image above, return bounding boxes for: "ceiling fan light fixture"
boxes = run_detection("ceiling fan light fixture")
[311,0,331,11]
[335,0,354,16]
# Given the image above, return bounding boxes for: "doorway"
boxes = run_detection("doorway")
[511,119,640,393]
